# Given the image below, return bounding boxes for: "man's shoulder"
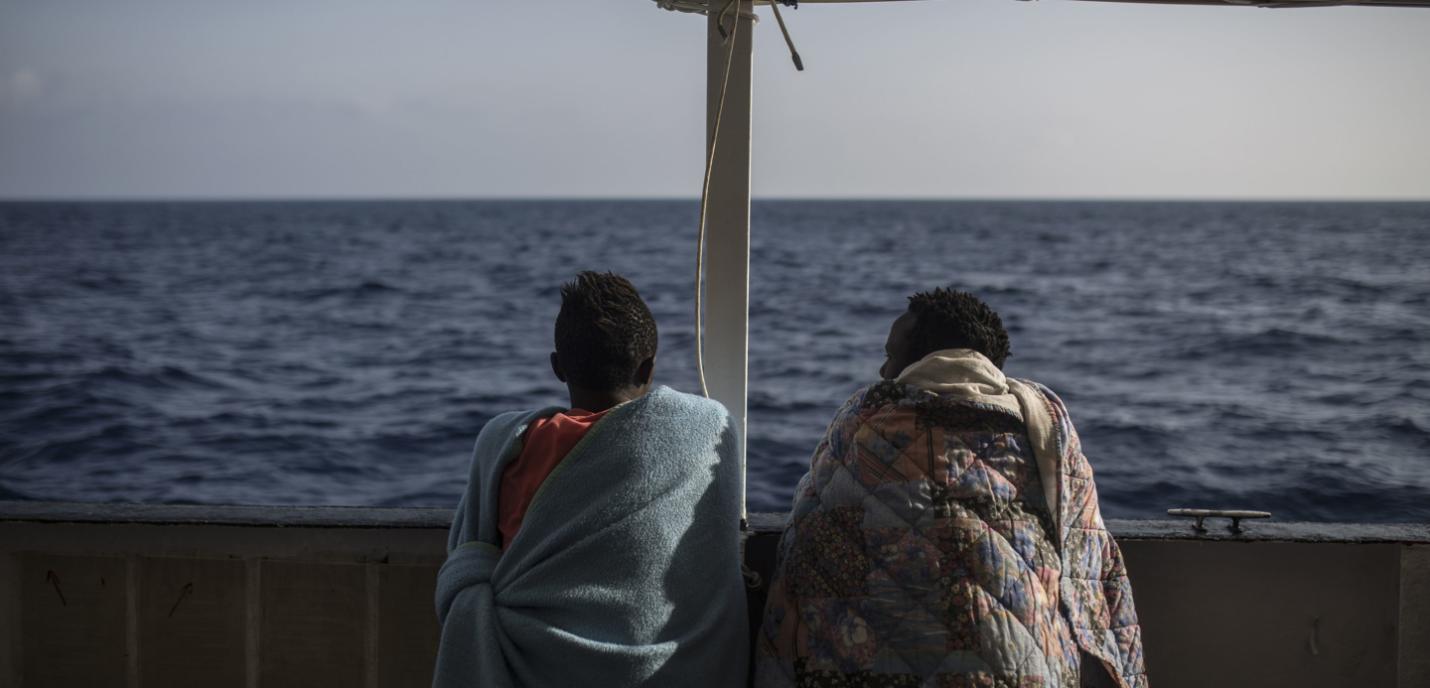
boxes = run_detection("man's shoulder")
[863,379,1033,435]
[1012,377,1056,395]
[475,407,560,443]
[1011,378,1068,410]
[489,408,544,424]
[852,380,961,416]
[642,385,731,420]
[493,406,558,426]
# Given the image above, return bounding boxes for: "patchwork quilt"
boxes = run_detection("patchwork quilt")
[755,381,1147,688]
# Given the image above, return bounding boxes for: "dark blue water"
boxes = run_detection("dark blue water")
[1,200,1427,521]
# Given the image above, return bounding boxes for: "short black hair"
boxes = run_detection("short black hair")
[905,287,1011,368]
[554,271,658,390]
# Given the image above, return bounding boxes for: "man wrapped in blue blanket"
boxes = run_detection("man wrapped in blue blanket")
[433,271,748,688]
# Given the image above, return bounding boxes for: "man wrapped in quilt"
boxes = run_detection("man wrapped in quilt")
[756,288,1146,688]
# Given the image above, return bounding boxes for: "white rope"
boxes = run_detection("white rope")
[695,0,741,398]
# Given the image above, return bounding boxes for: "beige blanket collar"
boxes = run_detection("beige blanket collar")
[894,349,1062,528]
[894,349,1020,417]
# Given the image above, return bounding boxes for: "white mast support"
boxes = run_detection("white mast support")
[705,3,754,521]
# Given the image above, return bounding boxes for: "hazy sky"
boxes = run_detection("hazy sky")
[2,0,1428,199]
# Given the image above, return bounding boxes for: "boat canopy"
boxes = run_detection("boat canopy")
[655,0,1430,10]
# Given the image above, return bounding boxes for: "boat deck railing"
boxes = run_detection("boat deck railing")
[2,502,1427,687]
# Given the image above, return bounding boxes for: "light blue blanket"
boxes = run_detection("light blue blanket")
[433,385,749,688]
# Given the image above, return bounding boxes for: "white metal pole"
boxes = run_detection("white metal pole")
[705,3,753,521]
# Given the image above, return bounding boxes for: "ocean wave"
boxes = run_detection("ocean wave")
[1369,413,1430,444]
[2,200,1427,522]
[84,364,232,392]
[249,279,404,302]
[1171,327,1356,361]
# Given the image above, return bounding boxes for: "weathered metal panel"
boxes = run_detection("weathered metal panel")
[1121,541,1399,688]
[138,557,248,688]
[377,564,441,688]
[0,553,22,688]
[2,507,1426,687]
[258,561,367,688]
[19,553,128,688]
[0,520,447,564]
[1400,544,1430,688]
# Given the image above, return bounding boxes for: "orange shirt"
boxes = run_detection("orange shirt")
[497,408,608,549]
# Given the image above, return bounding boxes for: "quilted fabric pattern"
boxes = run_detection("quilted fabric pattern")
[756,382,1147,688]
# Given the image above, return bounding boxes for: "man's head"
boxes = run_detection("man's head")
[551,271,658,400]
[880,287,1011,379]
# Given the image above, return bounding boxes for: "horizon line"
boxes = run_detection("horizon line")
[3,195,1429,204]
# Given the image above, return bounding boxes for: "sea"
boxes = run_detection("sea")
[1,200,1427,522]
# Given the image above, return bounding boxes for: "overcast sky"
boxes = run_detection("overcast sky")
[2,0,1428,200]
